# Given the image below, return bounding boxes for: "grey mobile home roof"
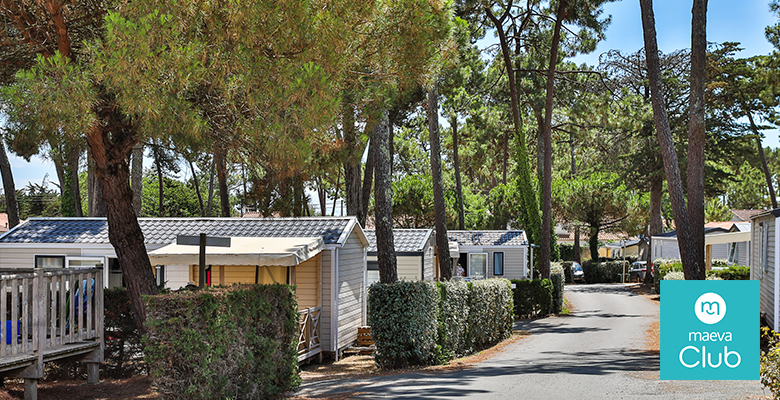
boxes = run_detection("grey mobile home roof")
[447,230,527,246]
[364,229,432,253]
[0,217,359,246]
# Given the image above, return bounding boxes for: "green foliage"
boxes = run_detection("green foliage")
[707,265,751,280]
[436,280,470,360]
[663,271,685,280]
[144,285,300,399]
[561,261,574,284]
[550,263,565,314]
[368,281,439,369]
[653,259,682,294]
[553,173,638,261]
[705,197,732,222]
[467,279,514,351]
[368,279,513,369]
[581,260,629,284]
[762,327,780,397]
[392,174,436,228]
[141,172,202,217]
[511,279,553,319]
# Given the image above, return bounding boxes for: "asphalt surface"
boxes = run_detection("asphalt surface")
[294,284,768,399]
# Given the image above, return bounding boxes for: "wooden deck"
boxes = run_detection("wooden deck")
[0,268,104,399]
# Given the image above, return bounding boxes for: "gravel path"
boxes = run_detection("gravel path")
[294,284,768,399]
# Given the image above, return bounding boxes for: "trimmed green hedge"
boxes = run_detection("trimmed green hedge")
[708,265,750,280]
[144,284,300,399]
[582,260,629,283]
[468,279,514,351]
[436,280,470,360]
[369,279,513,369]
[511,279,553,318]
[368,281,438,369]
[550,264,565,314]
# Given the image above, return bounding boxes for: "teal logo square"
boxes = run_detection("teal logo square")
[661,280,759,380]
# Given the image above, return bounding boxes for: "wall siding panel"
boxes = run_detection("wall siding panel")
[337,230,365,352]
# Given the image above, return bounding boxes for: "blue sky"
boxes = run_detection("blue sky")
[6,0,780,188]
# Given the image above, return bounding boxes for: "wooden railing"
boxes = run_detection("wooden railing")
[297,306,321,362]
[0,267,104,374]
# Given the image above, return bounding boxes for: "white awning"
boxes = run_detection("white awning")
[704,231,751,246]
[148,237,324,267]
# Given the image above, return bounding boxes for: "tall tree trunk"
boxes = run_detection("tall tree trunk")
[52,156,68,214]
[359,126,376,227]
[589,225,600,261]
[374,110,397,283]
[640,0,698,280]
[66,147,82,217]
[451,115,465,230]
[0,137,20,228]
[214,144,230,217]
[502,130,509,185]
[206,157,215,216]
[189,160,205,216]
[486,7,541,249]
[152,146,164,217]
[748,112,778,208]
[86,95,158,332]
[687,0,708,279]
[574,227,581,264]
[645,175,664,285]
[131,144,143,215]
[539,0,566,279]
[342,95,362,219]
[332,170,340,216]
[87,152,106,217]
[317,177,327,216]
[428,86,453,279]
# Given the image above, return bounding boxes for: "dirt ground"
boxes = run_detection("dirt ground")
[0,376,159,400]
[0,331,530,399]
[627,282,660,353]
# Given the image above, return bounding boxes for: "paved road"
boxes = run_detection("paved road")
[295,284,768,399]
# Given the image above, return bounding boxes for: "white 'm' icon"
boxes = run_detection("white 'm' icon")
[694,292,726,324]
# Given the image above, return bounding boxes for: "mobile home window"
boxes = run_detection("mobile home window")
[35,255,65,268]
[469,253,487,278]
[493,252,504,276]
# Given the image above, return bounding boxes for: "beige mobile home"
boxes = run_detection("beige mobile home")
[0,217,369,360]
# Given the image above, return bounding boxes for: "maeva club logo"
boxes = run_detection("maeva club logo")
[694,292,726,325]
[661,280,758,380]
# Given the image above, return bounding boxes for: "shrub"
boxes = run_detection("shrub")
[762,327,780,397]
[550,263,565,314]
[467,279,514,351]
[561,261,574,284]
[663,271,685,280]
[144,284,300,399]
[581,260,629,283]
[436,280,470,361]
[512,279,553,318]
[708,265,750,280]
[368,281,438,369]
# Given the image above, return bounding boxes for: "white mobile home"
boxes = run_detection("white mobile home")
[447,230,528,280]
[0,217,369,359]
[651,223,751,266]
[365,229,435,286]
[751,210,779,330]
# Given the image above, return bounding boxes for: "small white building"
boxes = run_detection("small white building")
[0,217,369,359]
[364,229,435,286]
[447,230,529,280]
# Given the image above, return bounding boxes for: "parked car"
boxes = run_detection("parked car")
[629,261,647,282]
[571,262,585,283]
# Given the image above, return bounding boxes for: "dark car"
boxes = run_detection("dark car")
[629,261,647,282]
[571,262,585,283]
